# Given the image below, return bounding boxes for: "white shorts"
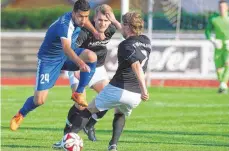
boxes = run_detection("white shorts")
[95,84,142,116]
[67,65,109,88]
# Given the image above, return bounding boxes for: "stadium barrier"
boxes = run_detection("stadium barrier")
[1,32,226,87]
[105,39,216,79]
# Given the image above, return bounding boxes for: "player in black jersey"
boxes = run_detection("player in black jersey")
[53,4,122,148]
[60,11,151,151]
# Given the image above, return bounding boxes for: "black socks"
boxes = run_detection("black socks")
[109,113,126,145]
[70,108,92,133]
[86,110,108,129]
[64,105,91,134]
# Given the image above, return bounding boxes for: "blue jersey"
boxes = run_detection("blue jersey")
[38,12,81,61]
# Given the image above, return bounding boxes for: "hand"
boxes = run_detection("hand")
[93,31,105,40]
[141,91,149,101]
[106,11,122,31]
[225,40,229,51]
[106,11,117,24]
[78,61,90,72]
[210,37,223,49]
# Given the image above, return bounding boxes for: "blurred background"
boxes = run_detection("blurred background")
[1,0,229,87]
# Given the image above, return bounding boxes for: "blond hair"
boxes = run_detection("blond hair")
[95,4,113,16]
[122,12,144,35]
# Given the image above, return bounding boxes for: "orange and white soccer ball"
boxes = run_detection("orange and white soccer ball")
[61,132,83,151]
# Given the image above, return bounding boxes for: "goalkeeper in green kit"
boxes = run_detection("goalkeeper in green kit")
[205,0,229,93]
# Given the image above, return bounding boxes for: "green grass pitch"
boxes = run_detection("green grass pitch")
[1,86,229,151]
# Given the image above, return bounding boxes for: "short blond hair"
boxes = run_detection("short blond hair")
[95,4,113,16]
[122,12,144,35]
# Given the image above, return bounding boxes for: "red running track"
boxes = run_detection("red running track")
[1,77,227,87]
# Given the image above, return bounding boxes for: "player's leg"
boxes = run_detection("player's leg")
[53,100,94,149]
[63,71,87,133]
[67,71,86,110]
[10,59,64,131]
[221,50,229,92]
[9,92,44,131]
[62,95,105,137]
[66,66,110,140]
[57,69,92,137]
[214,50,225,92]
[108,88,142,151]
[72,48,97,107]
[66,84,122,133]
[53,84,118,148]
[57,84,125,150]
[217,68,225,93]
[67,70,80,92]
[53,70,94,147]
[53,102,83,149]
[62,99,98,135]
[83,66,110,141]
[83,111,108,141]
[108,108,125,151]
[89,66,109,94]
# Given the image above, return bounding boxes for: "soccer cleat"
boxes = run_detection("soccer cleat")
[218,88,228,94]
[83,126,97,141]
[52,140,62,150]
[10,112,24,131]
[71,92,88,107]
[108,144,117,151]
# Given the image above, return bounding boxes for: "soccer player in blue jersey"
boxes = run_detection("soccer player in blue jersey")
[10,0,104,131]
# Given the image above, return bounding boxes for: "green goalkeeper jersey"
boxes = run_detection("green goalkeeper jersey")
[205,13,229,41]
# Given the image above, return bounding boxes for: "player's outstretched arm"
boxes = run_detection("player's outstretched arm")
[61,38,90,72]
[131,61,149,101]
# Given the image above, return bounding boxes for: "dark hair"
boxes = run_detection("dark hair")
[73,0,90,12]
[219,0,227,4]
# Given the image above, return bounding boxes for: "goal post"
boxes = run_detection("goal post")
[121,0,129,16]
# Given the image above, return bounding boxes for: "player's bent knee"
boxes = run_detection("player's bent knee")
[80,49,97,63]
[87,107,99,114]
[86,49,97,62]
[92,80,109,93]
[87,99,99,113]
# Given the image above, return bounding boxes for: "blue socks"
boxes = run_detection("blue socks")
[76,62,96,93]
[19,96,38,117]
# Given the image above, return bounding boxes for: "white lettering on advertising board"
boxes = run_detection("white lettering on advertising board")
[106,39,216,79]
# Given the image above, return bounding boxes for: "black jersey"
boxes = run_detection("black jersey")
[76,23,116,67]
[109,35,151,93]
